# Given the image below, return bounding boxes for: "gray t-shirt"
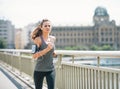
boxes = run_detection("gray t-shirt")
[34,36,55,72]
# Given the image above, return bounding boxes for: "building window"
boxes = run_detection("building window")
[106,38,108,42]
[110,38,112,41]
[101,38,104,41]
[101,32,104,36]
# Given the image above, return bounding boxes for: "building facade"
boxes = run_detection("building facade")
[51,7,120,50]
[0,19,15,48]
[15,28,22,49]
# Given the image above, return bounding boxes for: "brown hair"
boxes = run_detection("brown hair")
[31,19,50,40]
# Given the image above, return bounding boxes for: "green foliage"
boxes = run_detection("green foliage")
[90,44,114,50]
[58,44,114,50]
[64,46,88,50]
[65,46,73,50]
[101,45,113,50]
[0,38,6,48]
[90,45,101,50]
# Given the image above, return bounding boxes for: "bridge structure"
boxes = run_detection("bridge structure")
[0,49,120,89]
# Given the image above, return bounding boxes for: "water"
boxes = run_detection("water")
[55,57,120,69]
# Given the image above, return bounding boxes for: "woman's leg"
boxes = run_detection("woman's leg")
[46,70,55,89]
[34,71,44,89]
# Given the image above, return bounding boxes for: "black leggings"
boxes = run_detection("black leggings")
[34,70,55,89]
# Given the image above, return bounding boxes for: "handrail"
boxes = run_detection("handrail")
[0,49,31,53]
[55,50,120,58]
[1,49,120,58]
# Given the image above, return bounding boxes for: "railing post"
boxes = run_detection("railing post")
[11,52,14,71]
[97,56,100,67]
[31,58,35,78]
[118,73,120,89]
[18,52,22,75]
[57,54,62,68]
[72,55,74,63]
[55,54,63,89]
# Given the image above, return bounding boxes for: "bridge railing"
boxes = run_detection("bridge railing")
[0,49,120,89]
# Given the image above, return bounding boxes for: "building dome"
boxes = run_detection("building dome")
[94,6,109,16]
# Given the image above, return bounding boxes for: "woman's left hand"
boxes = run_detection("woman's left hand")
[32,52,39,59]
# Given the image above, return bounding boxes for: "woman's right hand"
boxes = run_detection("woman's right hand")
[46,42,53,51]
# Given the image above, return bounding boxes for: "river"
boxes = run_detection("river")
[54,57,120,69]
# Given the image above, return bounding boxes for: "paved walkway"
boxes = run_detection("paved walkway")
[0,70,18,89]
[0,63,47,89]
[0,64,34,89]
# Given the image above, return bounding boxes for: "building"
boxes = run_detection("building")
[0,19,15,48]
[51,6,120,50]
[15,28,22,49]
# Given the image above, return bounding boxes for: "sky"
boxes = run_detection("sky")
[0,0,120,28]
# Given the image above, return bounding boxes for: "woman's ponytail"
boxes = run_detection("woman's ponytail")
[31,27,42,40]
[30,19,50,40]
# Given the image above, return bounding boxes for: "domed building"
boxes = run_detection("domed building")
[51,6,120,50]
[93,6,109,25]
[92,6,120,49]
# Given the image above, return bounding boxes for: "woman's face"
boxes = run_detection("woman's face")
[41,21,52,34]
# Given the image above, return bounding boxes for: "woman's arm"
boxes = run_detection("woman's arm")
[32,43,53,59]
[32,35,56,59]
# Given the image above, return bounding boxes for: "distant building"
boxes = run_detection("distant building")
[15,29,22,49]
[14,22,39,49]
[51,6,120,50]
[0,19,15,48]
[22,23,37,49]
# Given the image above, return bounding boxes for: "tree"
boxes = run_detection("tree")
[101,45,113,50]
[0,38,6,48]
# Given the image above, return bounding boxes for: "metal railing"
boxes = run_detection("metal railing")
[0,49,120,89]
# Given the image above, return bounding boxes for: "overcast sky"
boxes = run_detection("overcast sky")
[0,0,120,28]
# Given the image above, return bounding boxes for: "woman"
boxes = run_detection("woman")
[31,19,56,89]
